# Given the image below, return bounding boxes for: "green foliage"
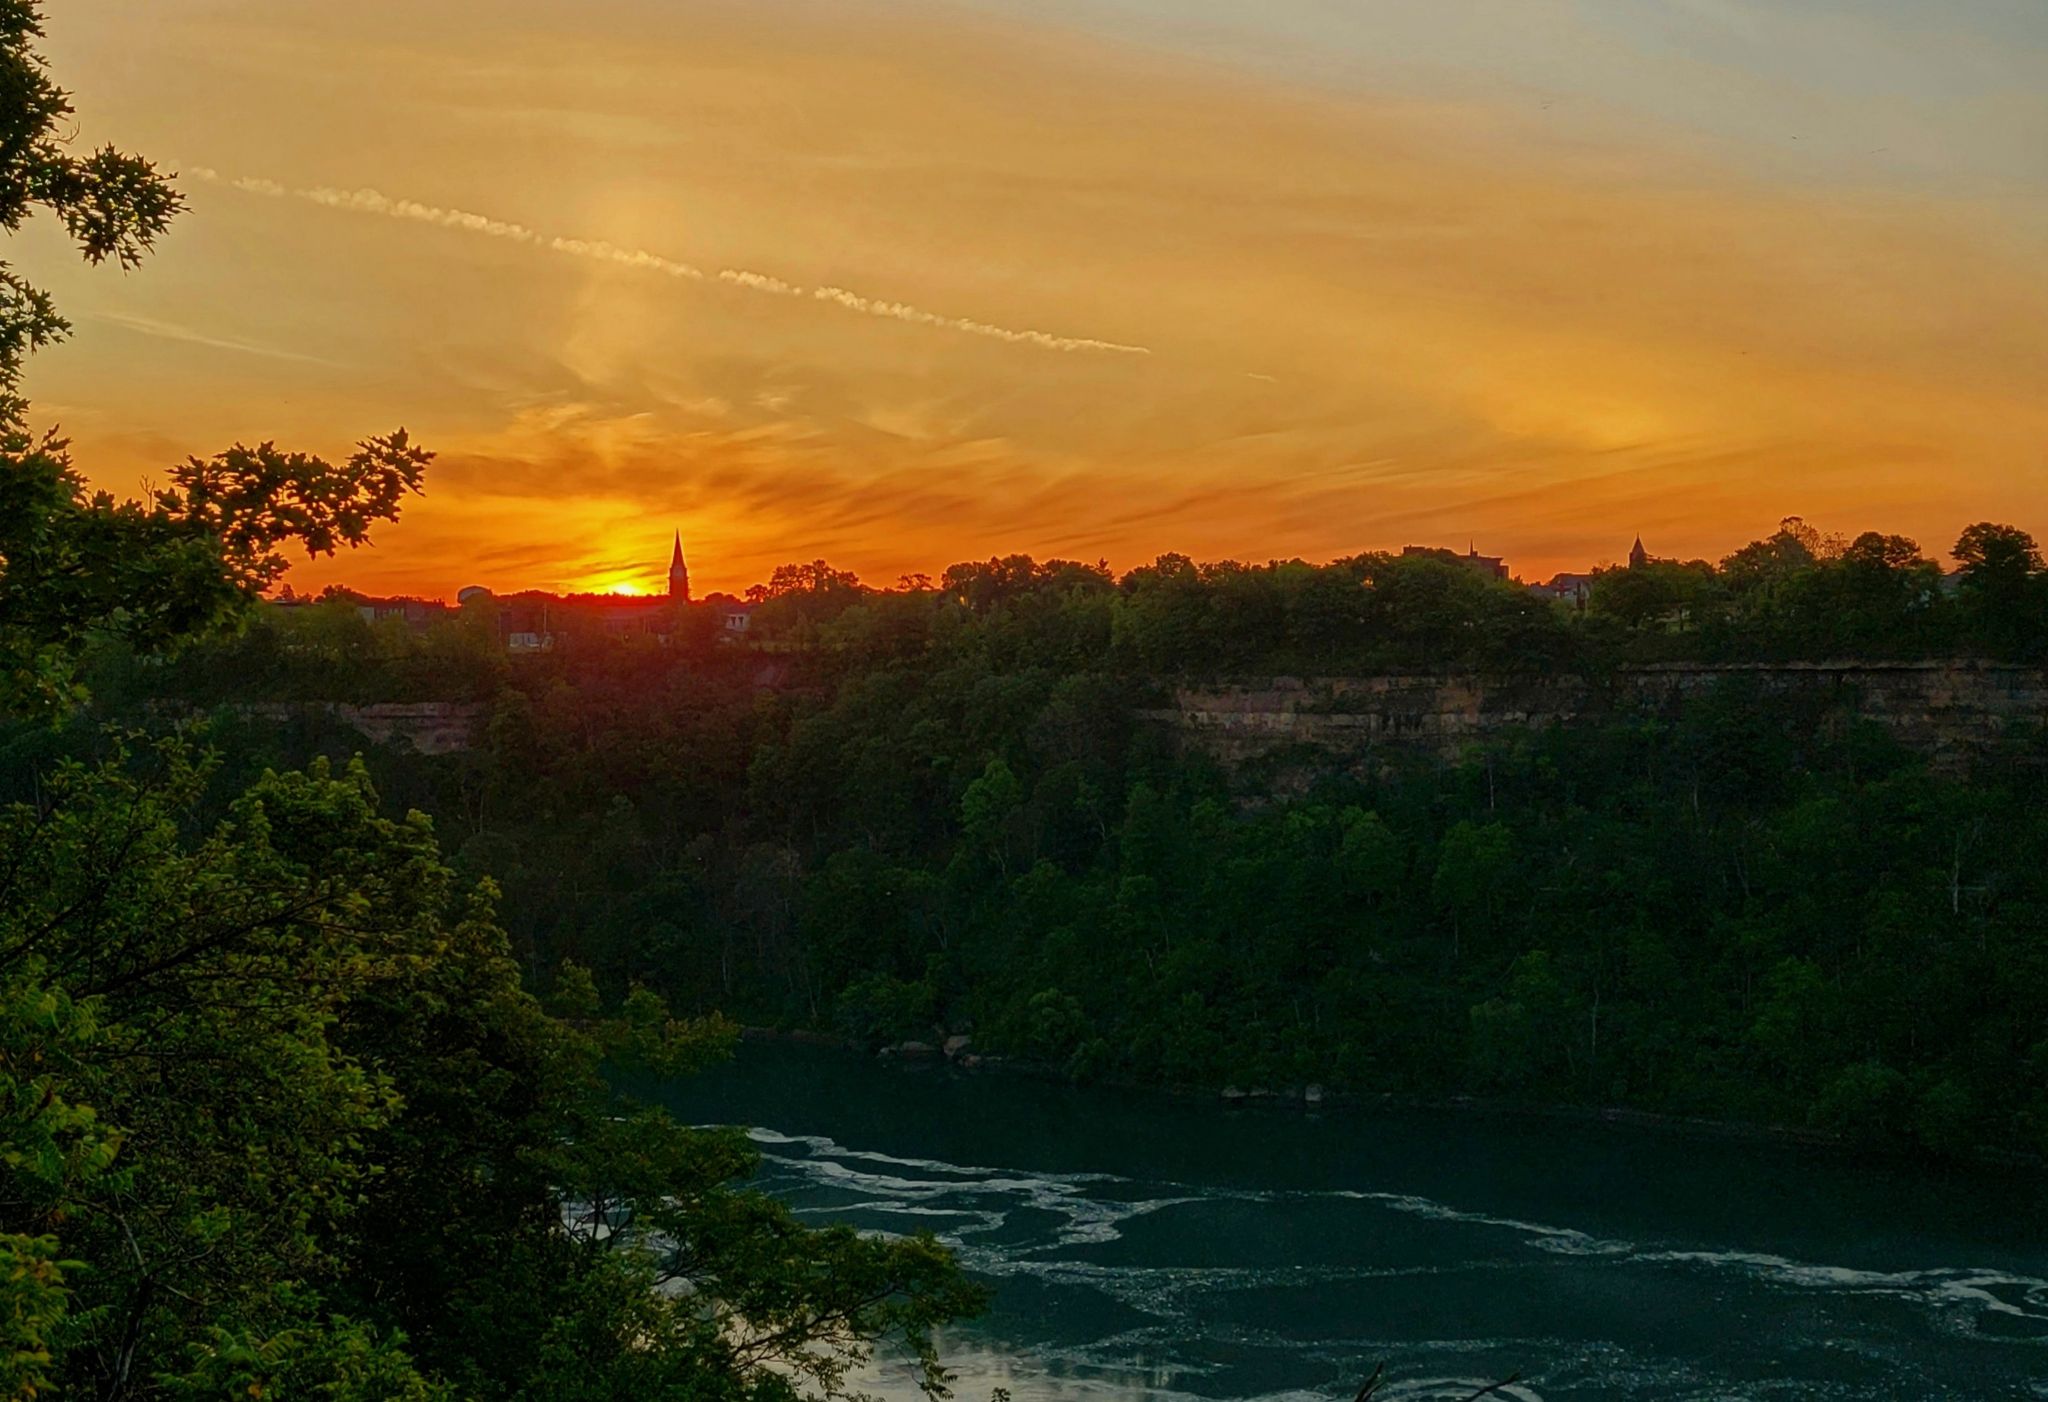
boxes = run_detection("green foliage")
[0,425,432,715]
[959,759,1023,875]
[835,974,939,1048]
[160,1304,449,1402]
[0,736,981,1398]
[228,620,2048,1163]
[1952,522,2048,658]
[1469,951,1578,1090]
[1432,820,1513,959]
[162,433,434,592]
[0,1233,76,1400]
[0,7,981,1394]
[548,960,601,1020]
[714,507,2048,674]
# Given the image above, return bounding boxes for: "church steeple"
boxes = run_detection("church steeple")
[668,531,691,602]
[1629,535,1649,570]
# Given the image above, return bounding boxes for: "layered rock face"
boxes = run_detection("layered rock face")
[1149,662,2048,777]
[205,663,2048,773]
[232,701,488,755]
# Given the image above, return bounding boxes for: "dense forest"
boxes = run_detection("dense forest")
[69,514,2048,1166]
[0,7,976,1397]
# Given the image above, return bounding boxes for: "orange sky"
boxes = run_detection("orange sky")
[20,0,2048,596]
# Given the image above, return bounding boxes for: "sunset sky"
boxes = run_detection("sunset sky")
[22,0,2048,597]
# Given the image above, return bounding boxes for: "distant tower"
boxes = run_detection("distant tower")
[1629,535,1649,570]
[668,531,691,602]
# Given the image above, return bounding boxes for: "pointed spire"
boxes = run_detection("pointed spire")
[668,530,691,602]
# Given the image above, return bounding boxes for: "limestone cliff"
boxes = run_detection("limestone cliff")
[222,701,487,755]
[1147,661,2048,777]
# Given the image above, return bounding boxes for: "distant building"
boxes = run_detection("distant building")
[313,531,747,653]
[1529,572,1596,606]
[485,592,670,648]
[491,596,555,651]
[348,596,454,629]
[1629,536,1651,570]
[669,532,691,603]
[468,531,743,650]
[1402,544,1510,581]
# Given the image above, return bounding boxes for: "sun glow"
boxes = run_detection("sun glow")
[570,577,649,598]
[34,0,2048,598]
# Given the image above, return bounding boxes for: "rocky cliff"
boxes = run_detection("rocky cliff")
[228,701,488,755]
[1147,661,2048,777]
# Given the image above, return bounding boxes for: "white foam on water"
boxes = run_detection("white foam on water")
[756,1128,2048,1325]
[790,1198,1013,1232]
[1637,1250,2048,1324]
[1332,1192,1634,1257]
[747,1126,1207,1252]
[1316,1192,2048,1334]
[1369,1379,1544,1402]
[731,1121,2047,1396]
[747,1126,1119,1184]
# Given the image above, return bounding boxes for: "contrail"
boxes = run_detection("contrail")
[84,309,345,367]
[183,166,1150,356]
[810,286,1150,355]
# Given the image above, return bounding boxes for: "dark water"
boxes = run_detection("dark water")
[658,1043,2048,1401]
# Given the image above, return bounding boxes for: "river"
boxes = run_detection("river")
[658,1042,2048,1401]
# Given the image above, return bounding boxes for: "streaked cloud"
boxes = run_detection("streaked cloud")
[182,166,1150,356]
[810,286,1148,355]
[81,310,344,368]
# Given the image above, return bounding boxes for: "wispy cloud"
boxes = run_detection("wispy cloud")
[182,166,1150,357]
[719,269,803,296]
[82,309,344,367]
[301,184,551,246]
[809,286,1148,355]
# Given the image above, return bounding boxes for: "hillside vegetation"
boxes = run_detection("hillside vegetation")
[74,525,2048,1162]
